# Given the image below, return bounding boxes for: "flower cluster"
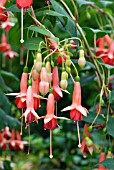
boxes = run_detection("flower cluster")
[0,0,18,67]
[96,35,114,66]
[0,126,27,151]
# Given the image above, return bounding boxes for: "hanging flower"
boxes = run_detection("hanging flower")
[22,81,40,125]
[61,81,88,121]
[1,18,15,32]
[0,33,10,52]
[80,124,94,157]
[0,132,7,150]
[4,49,18,60]
[32,75,40,110]
[15,131,27,150]
[52,66,63,100]
[0,6,8,22]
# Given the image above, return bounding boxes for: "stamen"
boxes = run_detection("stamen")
[28,125,31,155]
[77,121,82,148]
[49,129,53,159]
[20,8,24,43]
[20,109,23,135]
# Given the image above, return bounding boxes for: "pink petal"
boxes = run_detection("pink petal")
[31,109,40,119]
[54,87,63,97]
[61,105,75,112]
[76,106,87,116]
[54,115,70,120]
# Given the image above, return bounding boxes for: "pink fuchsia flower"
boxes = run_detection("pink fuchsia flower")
[1,18,15,32]
[80,124,94,158]
[15,131,27,151]
[16,0,33,9]
[61,81,88,121]
[6,69,28,109]
[0,132,7,150]
[32,75,40,110]
[4,48,18,60]
[41,92,68,158]
[22,81,40,125]
[52,66,63,100]
[0,33,10,52]
[96,35,114,66]
[56,51,66,65]
[0,6,8,22]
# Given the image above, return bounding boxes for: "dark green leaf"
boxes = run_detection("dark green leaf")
[101,63,114,71]
[76,0,94,7]
[100,158,114,169]
[28,26,51,36]
[48,37,59,43]
[3,160,12,170]
[36,10,66,17]
[0,108,20,130]
[0,91,10,114]
[0,75,12,92]
[23,37,45,50]
[4,4,21,12]
[108,90,114,104]
[83,112,105,124]
[106,116,114,138]
[50,0,77,37]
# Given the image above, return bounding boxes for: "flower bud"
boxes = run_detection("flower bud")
[46,61,51,73]
[79,49,84,58]
[36,52,42,62]
[66,66,71,73]
[65,59,71,67]
[32,69,39,81]
[39,81,49,96]
[78,57,86,68]
[34,61,42,73]
[85,137,93,147]
[61,71,68,80]
[60,80,68,90]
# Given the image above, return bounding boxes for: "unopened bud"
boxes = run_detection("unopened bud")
[65,59,71,67]
[46,61,51,73]
[39,81,49,96]
[61,71,68,80]
[32,69,39,81]
[85,137,93,147]
[78,57,86,68]
[79,49,84,58]
[60,80,68,90]
[36,53,42,62]
[66,66,71,73]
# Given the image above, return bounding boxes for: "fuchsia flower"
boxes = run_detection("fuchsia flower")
[80,124,94,157]
[96,35,114,66]
[4,48,18,59]
[1,18,15,32]
[22,84,40,125]
[52,66,63,100]
[62,81,88,121]
[32,75,40,110]
[0,33,10,52]
[0,6,8,22]
[0,132,6,150]
[15,131,28,151]
[15,72,28,108]
[16,0,33,9]
[56,52,66,65]
[42,92,68,130]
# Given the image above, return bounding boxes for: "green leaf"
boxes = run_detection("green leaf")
[28,26,51,36]
[0,91,10,114]
[100,1,113,8]
[36,10,66,17]
[48,37,59,43]
[0,75,12,92]
[0,71,19,91]
[83,112,105,124]
[75,0,94,7]
[23,37,45,50]
[106,116,114,138]
[108,90,114,104]
[4,4,21,12]
[50,0,77,37]
[101,63,114,71]
[3,160,12,170]
[0,108,20,130]
[100,158,114,169]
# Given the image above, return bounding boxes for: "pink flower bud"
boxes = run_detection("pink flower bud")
[39,81,49,96]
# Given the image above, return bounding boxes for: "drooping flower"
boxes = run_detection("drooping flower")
[41,92,68,158]
[80,124,94,158]
[94,152,107,170]
[52,66,63,100]
[22,81,40,125]
[32,75,40,110]
[1,18,15,32]
[0,132,7,150]
[4,48,18,60]
[61,81,88,121]
[6,69,28,108]
[0,33,10,52]
[96,35,114,66]
[0,6,8,22]
[15,131,27,150]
